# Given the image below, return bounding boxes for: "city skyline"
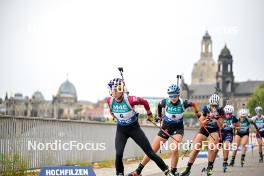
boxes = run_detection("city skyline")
[1,0,264,102]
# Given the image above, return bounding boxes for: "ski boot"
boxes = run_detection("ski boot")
[116,173,124,176]
[241,158,245,167]
[126,171,141,176]
[164,169,174,176]
[229,158,235,167]
[180,168,191,176]
[206,166,213,176]
[259,155,263,163]
[171,172,179,176]
[223,162,228,173]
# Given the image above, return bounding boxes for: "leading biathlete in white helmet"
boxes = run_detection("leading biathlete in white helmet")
[180,94,225,176]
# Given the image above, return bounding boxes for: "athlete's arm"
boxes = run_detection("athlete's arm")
[199,113,209,127]
[105,97,112,112]
[128,96,151,114]
[217,117,224,129]
[183,100,200,118]
[105,97,116,120]
[157,99,166,118]
[183,100,199,112]
[250,117,259,130]
[199,106,209,127]
[233,118,240,128]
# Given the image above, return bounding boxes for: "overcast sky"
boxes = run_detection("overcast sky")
[0,0,263,102]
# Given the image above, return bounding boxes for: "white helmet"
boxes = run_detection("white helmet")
[239,108,249,117]
[224,105,234,114]
[255,106,263,114]
[209,94,220,106]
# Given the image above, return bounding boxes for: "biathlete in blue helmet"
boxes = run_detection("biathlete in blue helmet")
[129,84,199,176]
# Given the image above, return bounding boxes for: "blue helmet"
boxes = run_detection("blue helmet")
[167,84,180,96]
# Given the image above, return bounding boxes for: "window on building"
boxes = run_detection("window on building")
[199,72,204,82]
[226,81,231,92]
[228,64,231,72]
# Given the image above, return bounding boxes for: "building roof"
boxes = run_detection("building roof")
[203,31,211,40]
[32,91,45,102]
[57,79,77,99]
[189,84,216,96]
[220,45,231,57]
[234,81,263,95]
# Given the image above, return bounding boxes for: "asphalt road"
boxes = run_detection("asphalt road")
[149,150,264,176]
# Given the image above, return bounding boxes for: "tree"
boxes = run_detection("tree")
[247,83,264,115]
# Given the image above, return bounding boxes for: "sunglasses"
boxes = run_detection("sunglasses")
[169,95,179,99]
[111,85,124,93]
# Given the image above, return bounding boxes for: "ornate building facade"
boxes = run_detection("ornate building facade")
[182,32,263,112]
[1,78,104,121]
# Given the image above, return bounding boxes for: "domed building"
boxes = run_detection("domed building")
[191,31,217,85]
[181,32,264,111]
[32,91,45,103]
[30,91,48,117]
[57,79,77,102]
[52,79,79,119]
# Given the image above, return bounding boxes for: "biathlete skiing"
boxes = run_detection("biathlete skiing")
[251,106,264,163]
[220,105,240,172]
[129,75,199,176]
[106,68,174,176]
[229,108,251,167]
[180,94,225,176]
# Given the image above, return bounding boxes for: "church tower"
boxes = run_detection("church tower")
[216,45,234,105]
[191,31,217,85]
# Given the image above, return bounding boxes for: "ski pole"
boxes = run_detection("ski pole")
[118,67,129,94]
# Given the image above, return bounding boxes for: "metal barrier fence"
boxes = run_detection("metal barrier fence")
[0,115,197,170]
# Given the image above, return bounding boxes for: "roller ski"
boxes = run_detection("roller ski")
[201,166,213,176]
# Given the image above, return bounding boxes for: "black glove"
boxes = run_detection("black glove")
[155,116,162,123]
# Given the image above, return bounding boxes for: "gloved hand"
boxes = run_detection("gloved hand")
[229,124,234,129]
[195,111,201,118]
[155,116,162,123]
[147,113,154,122]
[200,118,209,127]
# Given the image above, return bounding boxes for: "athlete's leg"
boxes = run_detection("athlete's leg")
[223,141,231,163]
[180,133,206,176]
[257,132,263,162]
[230,135,241,166]
[170,134,183,174]
[240,135,249,155]
[231,135,241,158]
[240,135,249,166]
[207,132,219,174]
[115,127,128,175]
[141,135,167,166]
[133,135,167,175]
[130,126,169,172]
